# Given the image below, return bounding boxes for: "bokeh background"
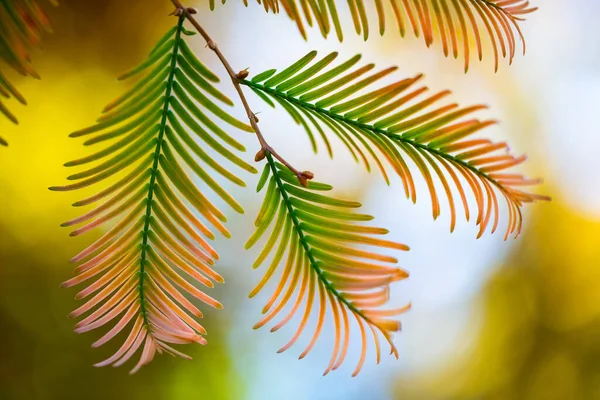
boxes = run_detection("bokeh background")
[0,0,598,399]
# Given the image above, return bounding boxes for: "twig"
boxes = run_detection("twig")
[170,1,314,186]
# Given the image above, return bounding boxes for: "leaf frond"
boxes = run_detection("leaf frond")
[52,18,256,373]
[247,154,410,376]
[0,0,55,145]
[243,51,549,239]
[228,0,536,71]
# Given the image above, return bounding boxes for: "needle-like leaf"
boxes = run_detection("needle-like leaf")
[0,0,55,145]
[244,51,549,239]
[226,0,535,71]
[52,16,256,373]
[247,154,410,376]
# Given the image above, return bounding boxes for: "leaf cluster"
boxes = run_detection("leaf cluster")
[228,0,536,71]
[0,0,55,145]
[247,156,410,376]
[244,50,549,239]
[43,1,548,376]
[51,18,256,372]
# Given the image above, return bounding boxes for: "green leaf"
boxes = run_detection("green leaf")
[246,153,410,376]
[251,68,277,83]
[264,50,318,87]
[53,17,255,373]
[243,51,549,239]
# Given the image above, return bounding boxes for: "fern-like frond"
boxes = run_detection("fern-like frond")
[247,153,410,376]
[51,17,256,373]
[243,51,549,239]
[0,0,55,145]
[228,0,535,71]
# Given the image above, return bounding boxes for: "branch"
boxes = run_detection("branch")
[169,1,314,186]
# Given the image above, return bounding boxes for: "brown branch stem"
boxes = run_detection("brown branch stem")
[169,0,313,185]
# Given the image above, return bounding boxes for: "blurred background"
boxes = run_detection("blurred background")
[0,0,598,399]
